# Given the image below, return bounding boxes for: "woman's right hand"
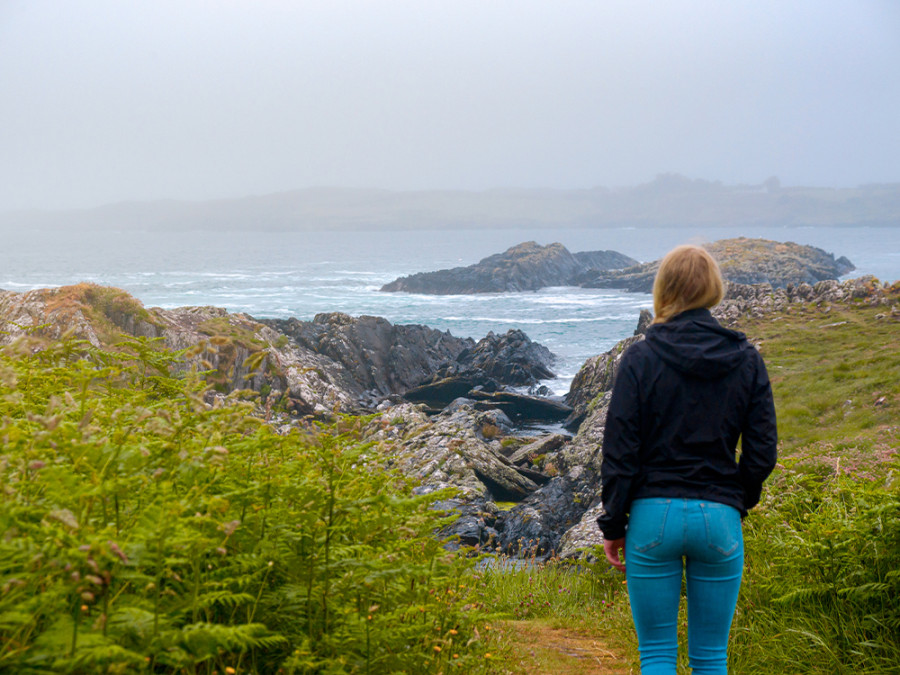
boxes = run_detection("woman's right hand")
[603,537,626,573]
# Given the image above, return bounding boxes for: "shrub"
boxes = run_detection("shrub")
[0,336,495,674]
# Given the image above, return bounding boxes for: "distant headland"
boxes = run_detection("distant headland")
[2,174,898,231]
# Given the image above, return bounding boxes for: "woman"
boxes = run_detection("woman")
[597,244,777,674]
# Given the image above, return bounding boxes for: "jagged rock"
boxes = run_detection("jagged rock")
[635,308,653,335]
[457,329,555,386]
[475,408,516,436]
[261,313,472,396]
[578,238,855,293]
[361,402,543,503]
[494,476,584,556]
[381,241,637,294]
[400,328,557,409]
[713,276,893,327]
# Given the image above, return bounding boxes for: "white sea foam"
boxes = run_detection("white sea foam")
[441,315,637,324]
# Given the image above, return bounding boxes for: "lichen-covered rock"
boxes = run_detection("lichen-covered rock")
[360,402,548,505]
[557,503,605,559]
[714,276,893,326]
[578,238,855,293]
[507,433,569,466]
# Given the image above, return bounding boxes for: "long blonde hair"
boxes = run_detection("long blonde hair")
[652,245,724,324]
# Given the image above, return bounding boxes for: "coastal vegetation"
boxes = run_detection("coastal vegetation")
[0,336,499,673]
[1,278,897,673]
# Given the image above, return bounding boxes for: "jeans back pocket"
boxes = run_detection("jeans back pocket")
[699,502,741,556]
[629,499,671,553]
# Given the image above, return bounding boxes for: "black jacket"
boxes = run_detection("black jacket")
[597,308,777,540]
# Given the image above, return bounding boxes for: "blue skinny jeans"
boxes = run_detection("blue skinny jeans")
[625,498,744,675]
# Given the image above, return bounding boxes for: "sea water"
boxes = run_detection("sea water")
[2,225,898,395]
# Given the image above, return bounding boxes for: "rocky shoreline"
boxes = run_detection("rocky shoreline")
[1,272,895,560]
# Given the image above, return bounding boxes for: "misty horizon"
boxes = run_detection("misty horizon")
[2,1,899,213]
[5,173,900,217]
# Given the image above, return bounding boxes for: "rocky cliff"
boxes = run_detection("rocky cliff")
[577,237,856,293]
[380,241,637,294]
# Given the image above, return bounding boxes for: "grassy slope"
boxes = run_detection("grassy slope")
[744,297,899,474]
[493,291,900,674]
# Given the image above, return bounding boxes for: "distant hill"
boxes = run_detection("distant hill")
[2,175,899,231]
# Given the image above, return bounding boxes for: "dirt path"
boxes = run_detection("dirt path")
[503,620,634,674]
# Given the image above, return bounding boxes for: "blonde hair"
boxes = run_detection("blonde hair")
[652,245,724,324]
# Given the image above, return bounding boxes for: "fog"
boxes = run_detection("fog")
[1,0,899,211]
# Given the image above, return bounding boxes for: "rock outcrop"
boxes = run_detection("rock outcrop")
[262,313,473,401]
[578,238,855,293]
[562,335,643,430]
[400,328,558,411]
[0,285,561,422]
[360,402,561,544]
[712,275,891,326]
[456,328,555,385]
[380,241,637,294]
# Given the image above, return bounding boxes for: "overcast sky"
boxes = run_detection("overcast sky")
[1,0,898,211]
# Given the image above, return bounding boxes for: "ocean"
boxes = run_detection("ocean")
[3,225,898,395]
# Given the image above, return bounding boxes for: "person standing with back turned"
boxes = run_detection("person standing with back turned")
[597,244,778,674]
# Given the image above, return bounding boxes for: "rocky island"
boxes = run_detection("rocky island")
[576,237,855,292]
[380,241,637,294]
[382,237,855,297]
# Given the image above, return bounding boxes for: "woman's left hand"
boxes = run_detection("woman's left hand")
[603,537,626,573]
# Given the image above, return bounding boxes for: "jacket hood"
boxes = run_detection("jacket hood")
[644,308,751,379]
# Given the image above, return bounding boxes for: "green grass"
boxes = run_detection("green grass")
[485,292,900,674]
[742,301,900,476]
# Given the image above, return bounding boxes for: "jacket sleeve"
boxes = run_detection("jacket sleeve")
[596,348,642,540]
[739,351,778,512]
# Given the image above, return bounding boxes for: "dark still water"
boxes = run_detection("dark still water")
[2,225,898,394]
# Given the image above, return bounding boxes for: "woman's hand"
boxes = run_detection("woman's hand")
[603,537,626,573]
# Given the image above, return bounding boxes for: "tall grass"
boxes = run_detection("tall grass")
[732,466,900,674]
